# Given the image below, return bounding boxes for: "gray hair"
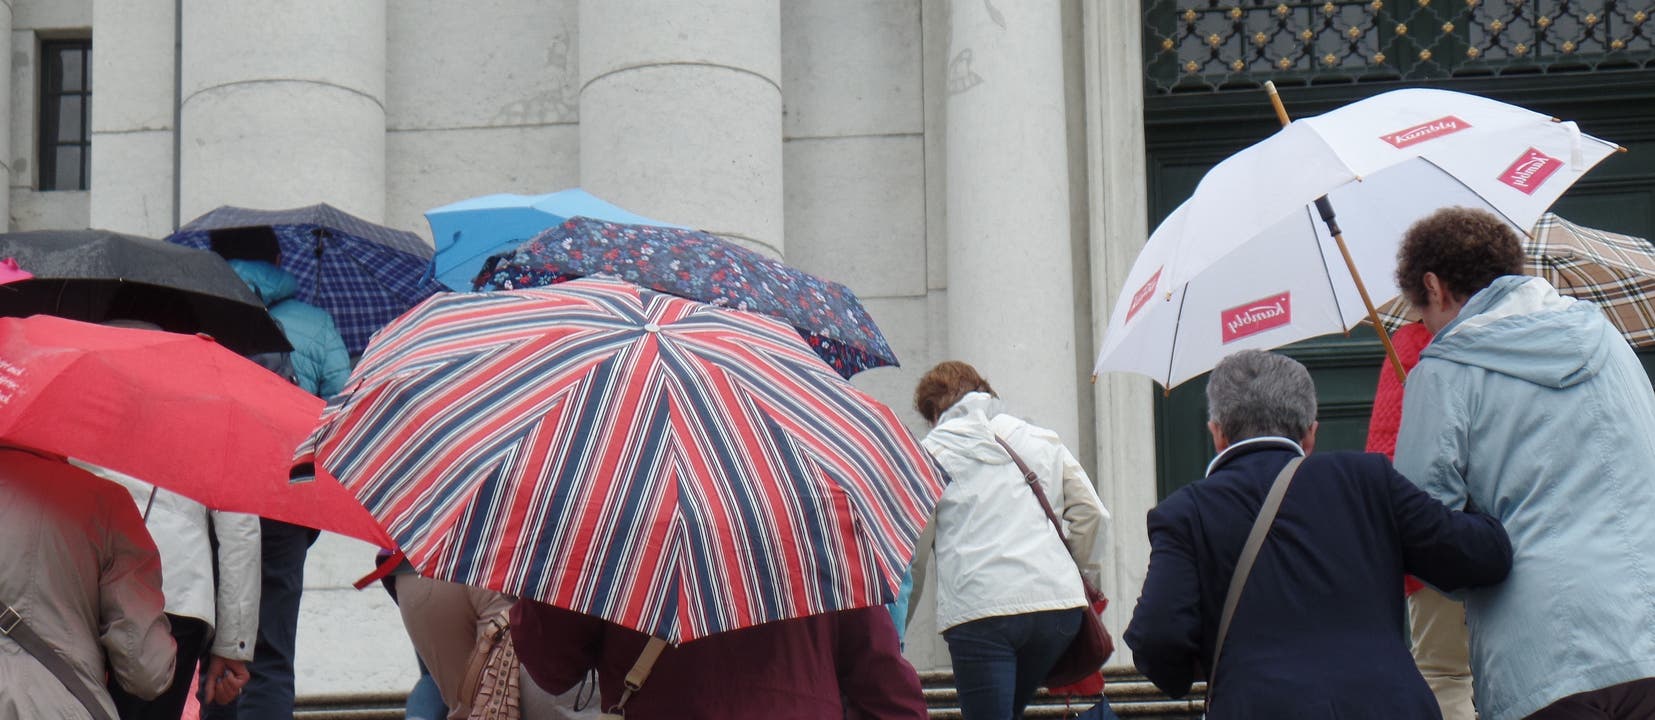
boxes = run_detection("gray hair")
[1206,350,1318,442]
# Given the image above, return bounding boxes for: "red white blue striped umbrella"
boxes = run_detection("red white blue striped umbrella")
[298,277,944,643]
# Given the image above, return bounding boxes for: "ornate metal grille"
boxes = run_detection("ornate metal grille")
[1146,1,1655,94]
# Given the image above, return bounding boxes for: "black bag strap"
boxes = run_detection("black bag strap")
[1207,455,1303,703]
[0,603,117,720]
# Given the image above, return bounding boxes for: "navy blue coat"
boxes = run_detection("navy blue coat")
[1124,439,1512,719]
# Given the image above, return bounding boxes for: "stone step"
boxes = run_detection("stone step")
[918,669,1205,719]
[289,670,1207,719]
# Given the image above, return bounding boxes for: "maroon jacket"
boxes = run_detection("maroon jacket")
[511,601,928,719]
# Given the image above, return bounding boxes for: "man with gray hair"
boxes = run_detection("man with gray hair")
[1125,350,1513,719]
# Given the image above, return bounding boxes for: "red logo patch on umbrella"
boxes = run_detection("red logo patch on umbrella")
[1221,292,1292,344]
[1126,267,1162,323]
[1379,115,1472,148]
[1499,148,1564,195]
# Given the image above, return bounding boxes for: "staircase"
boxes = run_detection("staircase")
[291,669,1204,719]
[920,669,1205,719]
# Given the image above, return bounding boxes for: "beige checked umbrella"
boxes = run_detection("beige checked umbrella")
[1375,213,1655,348]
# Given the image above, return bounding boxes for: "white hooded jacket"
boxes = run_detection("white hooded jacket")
[917,392,1110,632]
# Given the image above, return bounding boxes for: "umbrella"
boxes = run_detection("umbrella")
[0,229,290,355]
[167,203,448,354]
[1093,87,1619,389]
[477,217,899,378]
[297,278,945,644]
[0,258,31,284]
[0,315,390,546]
[425,188,683,291]
[1375,213,1655,348]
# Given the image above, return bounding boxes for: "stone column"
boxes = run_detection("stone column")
[578,0,783,257]
[179,1,387,223]
[0,1,12,231]
[1083,0,1157,666]
[89,0,175,237]
[944,0,1080,445]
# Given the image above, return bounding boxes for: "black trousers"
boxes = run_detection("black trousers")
[1528,678,1655,720]
[109,613,210,720]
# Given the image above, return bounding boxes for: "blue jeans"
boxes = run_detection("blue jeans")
[202,519,319,720]
[943,607,1083,720]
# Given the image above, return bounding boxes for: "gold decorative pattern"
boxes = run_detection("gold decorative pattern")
[1145,0,1655,94]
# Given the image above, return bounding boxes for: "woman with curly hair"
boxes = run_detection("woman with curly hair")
[1393,207,1655,719]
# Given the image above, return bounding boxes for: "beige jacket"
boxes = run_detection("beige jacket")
[0,450,176,719]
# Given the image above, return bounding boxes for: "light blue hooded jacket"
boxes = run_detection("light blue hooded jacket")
[1395,275,1655,720]
[228,259,352,398]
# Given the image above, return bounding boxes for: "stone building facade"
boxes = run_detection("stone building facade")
[6,0,1158,695]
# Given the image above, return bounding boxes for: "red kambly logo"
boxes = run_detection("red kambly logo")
[1499,147,1564,195]
[1221,292,1292,344]
[1126,267,1162,323]
[1379,115,1472,148]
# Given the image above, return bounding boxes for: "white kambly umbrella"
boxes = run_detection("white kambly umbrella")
[1095,87,1620,389]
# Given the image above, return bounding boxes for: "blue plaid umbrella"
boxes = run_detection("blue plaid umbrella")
[168,204,447,354]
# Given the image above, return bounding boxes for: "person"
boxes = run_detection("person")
[0,448,176,719]
[79,462,261,719]
[201,226,351,720]
[1363,321,1476,720]
[1124,349,1512,719]
[511,600,928,719]
[392,575,515,720]
[907,360,1109,720]
[1393,207,1655,720]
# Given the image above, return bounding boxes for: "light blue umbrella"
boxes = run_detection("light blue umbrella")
[424,188,681,290]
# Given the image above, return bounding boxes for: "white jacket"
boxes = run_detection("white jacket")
[918,393,1110,632]
[73,461,262,662]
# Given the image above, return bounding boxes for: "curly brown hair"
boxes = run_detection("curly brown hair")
[1395,207,1525,306]
[913,361,996,425]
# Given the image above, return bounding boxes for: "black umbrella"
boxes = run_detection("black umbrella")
[0,229,290,355]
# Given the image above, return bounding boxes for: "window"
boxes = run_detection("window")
[39,39,91,191]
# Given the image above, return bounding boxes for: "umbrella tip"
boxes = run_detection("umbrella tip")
[1618,146,1630,153]
[1089,373,1098,385]
[195,332,217,344]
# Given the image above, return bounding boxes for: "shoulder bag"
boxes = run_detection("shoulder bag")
[461,609,522,720]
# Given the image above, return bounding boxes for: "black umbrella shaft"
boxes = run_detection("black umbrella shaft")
[1315,196,1342,237]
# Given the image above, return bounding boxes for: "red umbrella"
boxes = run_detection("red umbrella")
[0,315,390,546]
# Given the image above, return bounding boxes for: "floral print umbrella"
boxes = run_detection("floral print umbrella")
[476,217,898,378]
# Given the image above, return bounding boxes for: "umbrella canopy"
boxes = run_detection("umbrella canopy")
[1094,88,1618,389]
[298,278,944,643]
[0,229,290,355]
[478,217,899,378]
[0,315,390,546]
[1376,213,1655,348]
[0,258,32,284]
[168,203,448,354]
[425,188,683,291]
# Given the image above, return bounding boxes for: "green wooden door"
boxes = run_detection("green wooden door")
[1142,2,1655,495]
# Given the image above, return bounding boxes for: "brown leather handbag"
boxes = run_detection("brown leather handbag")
[460,609,523,720]
[994,436,1115,687]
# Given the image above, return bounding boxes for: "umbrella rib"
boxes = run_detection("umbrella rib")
[1415,156,1533,240]
[1163,283,1189,389]
[1304,204,1350,332]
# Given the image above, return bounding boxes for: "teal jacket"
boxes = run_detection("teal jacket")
[1396,276,1655,720]
[228,260,351,398]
